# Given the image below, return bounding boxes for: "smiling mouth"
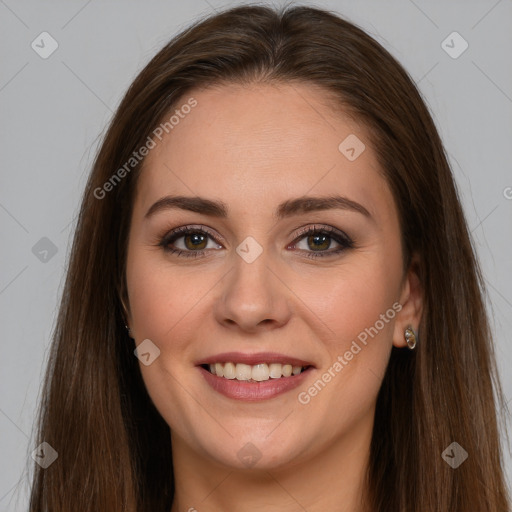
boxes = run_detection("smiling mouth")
[201,362,312,382]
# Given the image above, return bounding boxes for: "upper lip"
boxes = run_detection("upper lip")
[196,352,315,368]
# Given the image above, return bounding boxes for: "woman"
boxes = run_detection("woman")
[29,4,510,511]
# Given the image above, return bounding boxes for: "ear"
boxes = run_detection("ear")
[392,252,423,348]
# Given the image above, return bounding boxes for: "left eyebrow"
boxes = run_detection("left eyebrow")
[275,195,372,220]
[144,194,372,221]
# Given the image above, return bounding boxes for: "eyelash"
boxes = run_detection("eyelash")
[158,224,354,260]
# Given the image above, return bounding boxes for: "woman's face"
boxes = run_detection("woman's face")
[125,82,421,471]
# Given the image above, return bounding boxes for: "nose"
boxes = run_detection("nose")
[213,251,292,333]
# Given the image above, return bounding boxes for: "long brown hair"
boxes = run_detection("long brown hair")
[29,5,510,511]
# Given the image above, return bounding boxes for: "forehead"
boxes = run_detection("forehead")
[134,82,393,222]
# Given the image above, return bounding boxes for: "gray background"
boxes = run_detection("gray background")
[1,0,511,509]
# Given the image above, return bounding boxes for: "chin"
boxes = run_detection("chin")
[197,431,309,471]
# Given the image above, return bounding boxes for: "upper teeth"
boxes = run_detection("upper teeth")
[208,362,305,381]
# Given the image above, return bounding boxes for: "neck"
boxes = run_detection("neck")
[170,412,374,512]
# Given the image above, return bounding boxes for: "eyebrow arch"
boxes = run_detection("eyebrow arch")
[144,194,372,220]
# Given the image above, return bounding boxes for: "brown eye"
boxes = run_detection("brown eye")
[160,226,223,257]
[291,226,354,259]
[307,233,331,251]
[183,232,208,250]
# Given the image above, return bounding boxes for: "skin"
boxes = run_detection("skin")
[125,82,423,512]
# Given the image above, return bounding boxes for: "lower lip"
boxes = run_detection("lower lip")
[198,366,313,401]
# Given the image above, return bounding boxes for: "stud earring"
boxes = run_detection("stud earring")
[404,326,417,350]
[125,324,133,338]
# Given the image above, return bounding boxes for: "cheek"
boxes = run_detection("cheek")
[290,245,403,416]
[126,248,209,342]
[295,259,401,349]
[125,250,208,434]
[126,252,168,339]
[292,262,400,438]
